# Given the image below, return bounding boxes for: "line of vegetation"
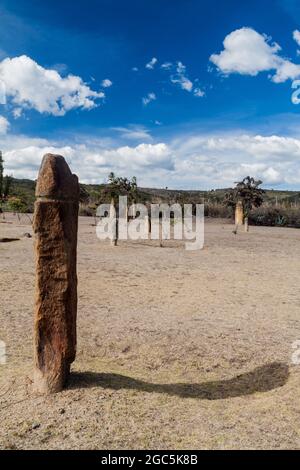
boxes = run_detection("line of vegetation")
[2,156,300,229]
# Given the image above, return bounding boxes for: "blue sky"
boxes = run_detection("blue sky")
[1,0,300,189]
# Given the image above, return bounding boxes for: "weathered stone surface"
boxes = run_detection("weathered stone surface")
[235,200,244,226]
[33,154,79,394]
[36,154,79,200]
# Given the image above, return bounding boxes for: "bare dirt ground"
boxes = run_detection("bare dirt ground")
[0,214,300,450]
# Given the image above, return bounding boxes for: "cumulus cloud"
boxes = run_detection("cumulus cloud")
[1,136,173,183]
[0,55,104,116]
[210,27,300,83]
[0,79,6,105]
[101,79,113,88]
[111,143,172,169]
[0,115,9,134]
[142,92,156,106]
[171,133,300,187]
[145,57,158,69]
[2,132,300,188]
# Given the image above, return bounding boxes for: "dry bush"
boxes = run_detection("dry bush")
[249,206,300,228]
[205,203,233,219]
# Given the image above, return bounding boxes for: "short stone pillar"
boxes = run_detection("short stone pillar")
[235,200,244,226]
[33,154,79,394]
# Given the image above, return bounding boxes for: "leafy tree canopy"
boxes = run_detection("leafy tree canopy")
[102,172,138,203]
[225,176,265,216]
[0,151,13,204]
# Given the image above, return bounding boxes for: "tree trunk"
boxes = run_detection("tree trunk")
[244,217,249,232]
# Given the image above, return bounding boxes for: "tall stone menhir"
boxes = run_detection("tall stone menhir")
[33,154,79,394]
[235,200,244,226]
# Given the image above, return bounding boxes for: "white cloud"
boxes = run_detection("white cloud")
[3,131,300,188]
[210,27,300,83]
[170,61,193,92]
[142,92,156,106]
[145,57,158,70]
[210,28,279,76]
[0,115,9,134]
[112,125,152,141]
[0,79,6,104]
[171,133,300,187]
[0,136,172,183]
[12,107,22,119]
[293,30,300,47]
[112,143,172,169]
[194,87,205,97]
[272,60,300,83]
[101,78,113,88]
[160,61,205,98]
[132,67,138,72]
[0,55,104,116]
[161,62,172,70]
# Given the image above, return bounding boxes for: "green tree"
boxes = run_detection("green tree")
[8,196,27,221]
[102,172,138,203]
[0,150,13,218]
[225,176,265,232]
[101,173,139,246]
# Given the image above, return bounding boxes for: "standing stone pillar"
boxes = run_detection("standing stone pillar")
[110,198,118,246]
[33,154,79,394]
[235,200,244,226]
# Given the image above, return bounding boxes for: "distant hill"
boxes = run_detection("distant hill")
[5,177,300,213]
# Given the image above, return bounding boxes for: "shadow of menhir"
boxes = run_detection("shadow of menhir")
[70,362,289,400]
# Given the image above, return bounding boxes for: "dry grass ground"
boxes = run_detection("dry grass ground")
[0,214,300,449]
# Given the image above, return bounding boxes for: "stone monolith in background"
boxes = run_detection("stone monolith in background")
[235,200,244,226]
[33,154,79,394]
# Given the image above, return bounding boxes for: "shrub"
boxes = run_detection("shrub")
[79,205,94,217]
[249,206,300,228]
[205,203,233,219]
[7,196,28,214]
